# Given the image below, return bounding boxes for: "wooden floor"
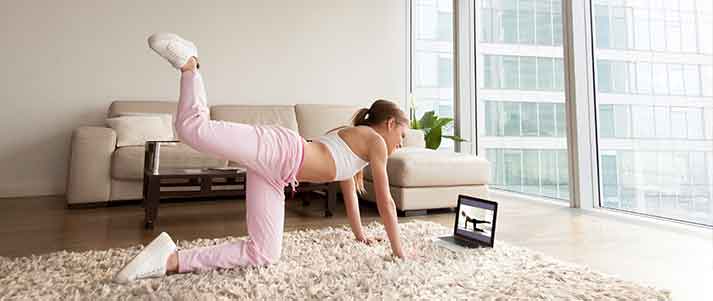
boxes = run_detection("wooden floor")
[0,193,710,300]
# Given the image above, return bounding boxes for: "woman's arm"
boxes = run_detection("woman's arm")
[339,178,367,241]
[368,137,404,258]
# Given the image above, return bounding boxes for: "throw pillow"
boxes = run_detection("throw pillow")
[106,115,174,147]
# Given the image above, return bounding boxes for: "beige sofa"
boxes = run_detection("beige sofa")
[363,147,490,216]
[67,100,490,215]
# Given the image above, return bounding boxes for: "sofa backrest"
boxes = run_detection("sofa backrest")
[108,101,177,118]
[106,102,381,143]
[210,105,299,132]
[295,104,360,140]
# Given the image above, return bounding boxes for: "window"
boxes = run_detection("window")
[668,64,685,96]
[539,103,555,136]
[636,62,651,94]
[503,56,520,89]
[632,105,654,138]
[596,61,611,92]
[551,60,561,90]
[519,0,535,44]
[536,0,553,45]
[504,102,521,136]
[523,150,540,193]
[594,5,609,48]
[412,0,454,150]
[537,57,554,90]
[476,0,569,202]
[633,8,650,50]
[411,0,713,225]
[654,106,670,138]
[611,61,628,93]
[520,57,537,90]
[613,104,630,138]
[601,154,618,202]
[665,11,682,52]
[592,0,713,225]
[650,10,666,51]
[702,66,713,97]
[683,65,700,96]
[681,12,698,53]
[438,56,453,87]
[503,0,519,43]
[652,63,668,95]
[555,103,566,136]
[687,108,704,139]
[599,105,614,138]
[522,103,539,136]
[504,150,523,188]
[437,11,453,41]
[611,7,628,49]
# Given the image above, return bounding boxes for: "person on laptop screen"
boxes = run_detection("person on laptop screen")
[461,211,491,233]
[436,195,498,250]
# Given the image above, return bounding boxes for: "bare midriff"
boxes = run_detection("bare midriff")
[296,141,338,183]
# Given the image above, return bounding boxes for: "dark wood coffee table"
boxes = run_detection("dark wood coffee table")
[142,141,247,229]
[143,167,247,229]
[142,141,339,228]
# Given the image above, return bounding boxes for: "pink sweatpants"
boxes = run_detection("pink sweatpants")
[174,70,304,272]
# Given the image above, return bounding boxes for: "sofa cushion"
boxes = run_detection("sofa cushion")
[111,143,227,180]
[210,105,299,132]
[295,104,360,140]
[363,148,490,187]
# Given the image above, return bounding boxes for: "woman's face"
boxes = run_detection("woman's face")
[382,118,408,155]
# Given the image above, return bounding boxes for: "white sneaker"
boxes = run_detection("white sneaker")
[147,33,198,70]
[114,232,177,284]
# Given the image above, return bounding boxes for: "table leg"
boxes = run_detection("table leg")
[325,182,338,217]
[144,177,160,229]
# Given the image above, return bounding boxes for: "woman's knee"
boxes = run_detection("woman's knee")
[248,239,282,265]
[264,251,281,264]
[175,116,207,145]
[259,243,282,264]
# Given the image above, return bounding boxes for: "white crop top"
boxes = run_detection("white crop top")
[316,130,369,181]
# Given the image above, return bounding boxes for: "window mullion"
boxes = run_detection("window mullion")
[562,0,598,209]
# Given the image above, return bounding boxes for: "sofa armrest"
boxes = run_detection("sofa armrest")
[66,126,117,205]
[403,129,425,148]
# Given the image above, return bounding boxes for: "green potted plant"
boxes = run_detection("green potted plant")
[409,95,466,150]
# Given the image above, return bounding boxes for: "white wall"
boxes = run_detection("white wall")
[0,0,407,198]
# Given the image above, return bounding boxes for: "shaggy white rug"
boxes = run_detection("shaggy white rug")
[0,221,669,300]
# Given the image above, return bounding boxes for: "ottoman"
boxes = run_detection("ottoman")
[363,147,490,216]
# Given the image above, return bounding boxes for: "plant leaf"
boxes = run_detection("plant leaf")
[425,126,442,149]
[443,135,467,142]
[435,117,453,128]
[419,111,437,129]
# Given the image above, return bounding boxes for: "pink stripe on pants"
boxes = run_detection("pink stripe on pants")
[174,70,304,272]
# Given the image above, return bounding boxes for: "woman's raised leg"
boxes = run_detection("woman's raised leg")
[174,67,261,171]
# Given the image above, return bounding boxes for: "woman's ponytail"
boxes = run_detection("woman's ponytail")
[352,107,371,126]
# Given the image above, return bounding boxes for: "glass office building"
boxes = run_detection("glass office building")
[412,0,712,225]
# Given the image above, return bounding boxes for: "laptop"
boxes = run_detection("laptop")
[433,194,498,250]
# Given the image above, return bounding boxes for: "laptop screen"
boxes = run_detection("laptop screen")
[454,195,497,246]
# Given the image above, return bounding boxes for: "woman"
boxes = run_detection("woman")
[115,33,411,283]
